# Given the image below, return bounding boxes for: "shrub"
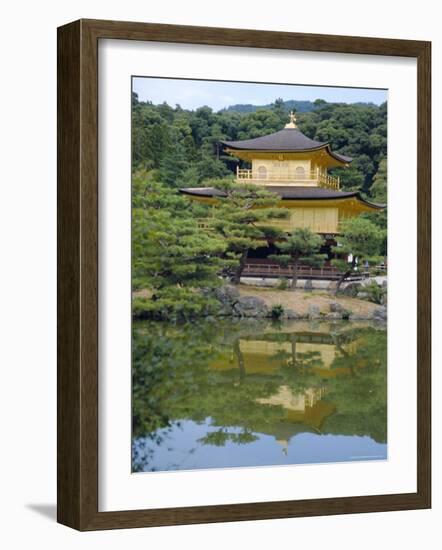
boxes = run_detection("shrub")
[341,309,351,320]
[363,281,387,305]
[276,278,289,290]
[371,267,387,277]
[132,288,219,321]
[270,304,285,319]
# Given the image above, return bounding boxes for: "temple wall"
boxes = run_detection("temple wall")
[251,159,313,181]
[270,207,339,233]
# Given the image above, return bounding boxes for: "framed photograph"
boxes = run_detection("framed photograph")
[57,19,431,530]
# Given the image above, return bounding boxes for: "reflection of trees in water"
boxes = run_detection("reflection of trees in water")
[270,346,324,393]
[323,329,387,443]
[132,320,281,471]
[233,339,246,382]
[264,327,387,443]
[132,320,387,471]
[197,428,258,447]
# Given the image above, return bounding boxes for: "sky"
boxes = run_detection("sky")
[132,77,388,112]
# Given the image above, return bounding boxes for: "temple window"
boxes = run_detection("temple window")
[295,166,306,179]
[257,165,267,179]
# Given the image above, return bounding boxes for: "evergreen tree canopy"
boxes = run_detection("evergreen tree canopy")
[132,176,229,319]
[132,93,388,204]
[206,180,290,283]
[331,217,386,292]
[269,228,326,289]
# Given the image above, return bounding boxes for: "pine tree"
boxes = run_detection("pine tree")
[207,180,289,284]
[159,141,188,187]
[331,217,385,293]
[370,157,387,203]
[269,227,325,289]
[132,179,228,319]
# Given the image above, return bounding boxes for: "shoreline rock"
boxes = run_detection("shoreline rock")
[232,295,269,318]
[308,304,321,320]
[206,285,388,321]
[372,306,387,322]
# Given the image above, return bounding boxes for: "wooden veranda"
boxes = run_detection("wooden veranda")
[242,260,369,281]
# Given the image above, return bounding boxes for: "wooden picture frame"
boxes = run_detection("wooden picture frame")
[57,18,431,531]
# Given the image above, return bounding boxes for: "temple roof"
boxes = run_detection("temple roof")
[179,185,384,209]
[220,128,352,164]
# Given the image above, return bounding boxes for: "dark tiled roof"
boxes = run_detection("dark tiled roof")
[327,151,353,163]
[179,186,385,209]
[221,129,324,151]
[220,128,352,163]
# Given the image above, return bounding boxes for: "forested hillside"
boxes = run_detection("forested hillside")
[220,99,317,114]
[132,94,387,202]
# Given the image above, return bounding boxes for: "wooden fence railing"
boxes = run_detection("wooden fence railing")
[242,262,369,281]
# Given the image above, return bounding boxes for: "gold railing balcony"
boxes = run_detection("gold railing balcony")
[236,167,340,190]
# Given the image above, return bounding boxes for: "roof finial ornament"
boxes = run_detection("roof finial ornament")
[285,110,297,129]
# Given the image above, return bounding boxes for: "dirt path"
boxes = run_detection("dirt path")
[238,285,380,317]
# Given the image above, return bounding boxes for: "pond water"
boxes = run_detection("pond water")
[132,318,387,472]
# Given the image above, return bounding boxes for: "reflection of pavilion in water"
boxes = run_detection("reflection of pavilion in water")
[210,324,368,453]
[256,385,331,454]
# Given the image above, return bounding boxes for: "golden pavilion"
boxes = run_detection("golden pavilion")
[179,112,385,277]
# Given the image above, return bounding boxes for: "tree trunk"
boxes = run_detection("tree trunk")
[332,334,350,359]
[290,256,299,289]
[335,270,350,295]
[233,339,246,383]
[334,258,355,295]
[232,249,249,285]
[290,335,297,368]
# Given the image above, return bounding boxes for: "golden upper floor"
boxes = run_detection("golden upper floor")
[221,112,350,190]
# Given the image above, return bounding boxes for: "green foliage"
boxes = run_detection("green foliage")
[132,176,230,319]
[274,227,324,260]
[370,265,387,276]
[331,217,386,291]
[333,217,385,259]
[158,141,188,186]
[133,288,219,321]
[205,179,290,283]
[298,101,387,193]
[361,281,387,305]
[370,157,387,203]
[132,205,226,291]
[323,328,387,443]
[362,157,388,235]
[198,429,258,447]
[220,98,317,114]
[131,174,289,315]
[270,304,285,319]
[276,278,290,290]
[131,319,223,442]
[269,227,326,288]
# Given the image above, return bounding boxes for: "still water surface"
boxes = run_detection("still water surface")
[132,319,387,472]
